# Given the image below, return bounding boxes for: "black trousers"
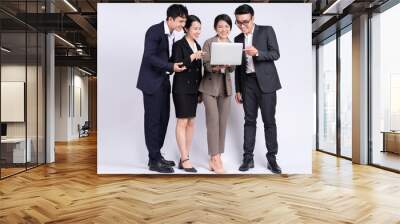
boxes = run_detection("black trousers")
[142,79,170,161]
[242,75,278,161]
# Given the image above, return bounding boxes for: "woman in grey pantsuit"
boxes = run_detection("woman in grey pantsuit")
[199,14,235,174]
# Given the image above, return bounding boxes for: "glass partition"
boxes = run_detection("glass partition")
[317,36,337,155]
[0,1,46,179]
[370,3,400,171]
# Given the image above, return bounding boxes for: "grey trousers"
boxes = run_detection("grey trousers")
[203,94,231,155]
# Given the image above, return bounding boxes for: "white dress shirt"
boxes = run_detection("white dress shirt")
[164,21,175,58]
[244,26,256,74]
[190,41,198,53]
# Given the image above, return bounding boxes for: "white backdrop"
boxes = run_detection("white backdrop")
[98,3,313,174]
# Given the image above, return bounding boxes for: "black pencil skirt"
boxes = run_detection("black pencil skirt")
[172,93,198,118]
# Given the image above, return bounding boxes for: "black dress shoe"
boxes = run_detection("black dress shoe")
[267,160,282,174]
[148,157,175,167]
[148,160,174,173]
[239,157,254,171]
[160,156,176,167]
[178,158,197,173]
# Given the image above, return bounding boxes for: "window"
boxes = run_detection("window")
[339,28,352,158]
[370,2,400,171]
[317,36,337,154]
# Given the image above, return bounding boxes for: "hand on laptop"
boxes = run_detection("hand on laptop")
[211,65,228,73]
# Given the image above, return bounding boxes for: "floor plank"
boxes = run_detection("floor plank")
[1,134,400,223]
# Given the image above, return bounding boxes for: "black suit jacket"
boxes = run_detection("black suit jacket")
[136,21,173,94]
[171,38,202,94]
[234,25,282,94]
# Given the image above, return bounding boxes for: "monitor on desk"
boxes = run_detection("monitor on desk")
[1,123,7,138]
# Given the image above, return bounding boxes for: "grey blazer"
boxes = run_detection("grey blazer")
[234,25,281,94]
[199,36,235,96]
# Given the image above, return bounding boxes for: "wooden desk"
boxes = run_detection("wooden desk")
[382,131,400,154]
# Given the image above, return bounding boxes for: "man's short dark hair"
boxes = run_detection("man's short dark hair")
[214,14,232,30]
[234,4,254,16]
[166,4,188,20]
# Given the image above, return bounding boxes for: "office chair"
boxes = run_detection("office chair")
[79,121,90,138]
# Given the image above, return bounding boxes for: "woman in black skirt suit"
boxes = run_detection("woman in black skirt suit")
[171,15,205,173]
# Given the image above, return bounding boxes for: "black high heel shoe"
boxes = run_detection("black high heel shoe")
[178,158,197,173]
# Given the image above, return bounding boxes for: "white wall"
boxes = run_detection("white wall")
[55,66,69,141]
[72,73,89,138]
[98,3,313,174]
[55,67,89,141]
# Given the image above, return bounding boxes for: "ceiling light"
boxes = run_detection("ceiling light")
[1,47,11,53]
[54,34,75,48]
[63,0,78,12]
[322,0,354,15]
[78,67,93,76]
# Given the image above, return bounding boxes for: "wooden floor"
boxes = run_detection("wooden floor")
[373,151,400,171]
[1,167,26,178]
[1,135,400,223]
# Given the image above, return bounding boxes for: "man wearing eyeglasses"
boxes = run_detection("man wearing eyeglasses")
[234,4,282,174]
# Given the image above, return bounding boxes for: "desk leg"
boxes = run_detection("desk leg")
[382,133,386,153]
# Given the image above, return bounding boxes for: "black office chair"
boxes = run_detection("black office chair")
[79,121,90,138]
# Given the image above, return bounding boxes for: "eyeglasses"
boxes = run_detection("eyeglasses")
[235,19,251,27]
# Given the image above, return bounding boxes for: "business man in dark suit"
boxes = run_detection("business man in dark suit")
[234,4,282,174]
[136,4,188,173]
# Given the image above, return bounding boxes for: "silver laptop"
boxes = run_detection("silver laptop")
[210,42,243,65]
